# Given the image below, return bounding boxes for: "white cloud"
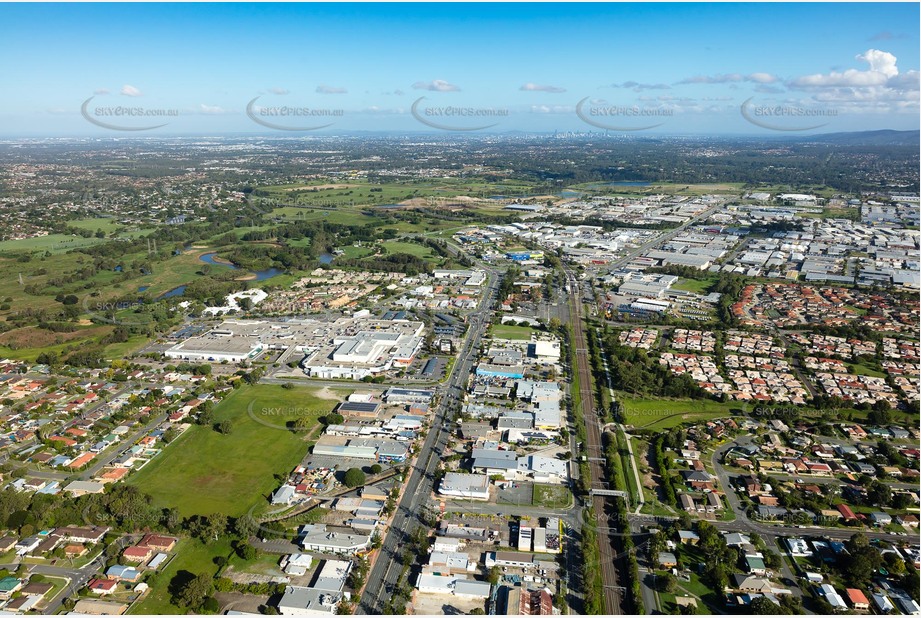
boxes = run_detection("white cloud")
[316,85,347,94]
[93,88,110,95]
[520,83,566,93]
[361,106,405,115]
[612,81,671,91]
[120,84,142,97]
[268,87,289,95]
[199,104,232,115]
[677,73,778,85]
[412,79,460,92]
[790,49,898,87]
[786,49,918,111]
[748,73,778,84]
[529,104,572,114]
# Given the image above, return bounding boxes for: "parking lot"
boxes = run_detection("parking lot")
[497,482,533,507]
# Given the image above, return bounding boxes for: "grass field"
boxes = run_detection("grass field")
[127,384,347,518]
[338,244,375,259]
[490,324,536,341]
[67,217,136,235]
[847,362,886,378]
[533,484,572,508]
[671,276,717,295]
[0,233,114,254]
[258,179,539,216]
[130,538,233,614]
[618,395,740,430]
[379,240,438,260]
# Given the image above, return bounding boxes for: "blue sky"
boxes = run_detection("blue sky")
[1,3,918,135]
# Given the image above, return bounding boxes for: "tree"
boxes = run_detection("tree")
[343,468,366,488]
[487,566,501,585]
[216,420,234,435]
[323,412,344,426]
[202,597,220,613]
[234,515,258,540]
[763,550,782,569]
[205,513,228,541]
[901,571,920,602]
[176,573,213,609]
[866,480,891,507]
[369,464,382,475]
[656,573,678,593]
[237,544,257,561]
[868,408,892,425]
[750,596,783,614]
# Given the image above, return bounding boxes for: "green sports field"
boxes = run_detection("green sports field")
[127,384,348,518]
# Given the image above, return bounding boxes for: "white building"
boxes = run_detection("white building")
[438,473,490,500]
[277,586,343,616]
[299,525,370,555]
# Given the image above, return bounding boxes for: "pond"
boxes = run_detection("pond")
[155,254,283,300]
[199,252,284,281]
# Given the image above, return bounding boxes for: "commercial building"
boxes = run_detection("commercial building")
[277,586,344,616]
[298,525,370,555]
[439,473,490,500]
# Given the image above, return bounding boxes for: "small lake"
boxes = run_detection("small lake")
[156,254,283,300]
[158,285,187,299]
[319,253,335,265]
[200,252,284,281]
[558,190,585,198]
[138,286,149,292]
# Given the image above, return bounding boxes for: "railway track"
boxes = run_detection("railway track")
[566,269,624,616]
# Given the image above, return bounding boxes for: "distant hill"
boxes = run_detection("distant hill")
[793,129,920,146]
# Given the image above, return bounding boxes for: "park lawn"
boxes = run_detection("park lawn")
[0,233,113,254]
[224,546,290,578]
[619,395,739,430]
[339,244,375,259]
[533,484,572,508]
[66,217,128,234]
[490,324,536,341]
[130,537,234,615]
[616,430,641,506]
[847,362,886,378]
[671,276,717,295]
[102,334,152,360]
[379,240,438,260]
[127,384,344,518]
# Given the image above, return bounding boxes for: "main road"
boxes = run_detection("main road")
[356,266,501,614]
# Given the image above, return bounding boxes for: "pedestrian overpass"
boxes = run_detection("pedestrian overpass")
[590,488,629,498]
